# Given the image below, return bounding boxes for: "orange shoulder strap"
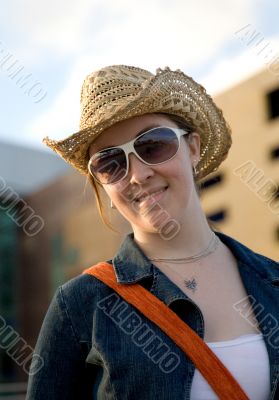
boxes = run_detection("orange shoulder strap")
[83,262,249,400]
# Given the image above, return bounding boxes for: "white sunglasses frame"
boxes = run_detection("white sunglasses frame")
[88,126,189,184]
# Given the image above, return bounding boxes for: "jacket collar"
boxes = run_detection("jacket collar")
[112,230,279,285]
[113,233,153,284]
[217,231,279,283]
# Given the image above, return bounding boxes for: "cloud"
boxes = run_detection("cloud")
[11,0,274,142]
[26,62,84,141]
[2,0,264,66]
[1,0,95,59]
[199,35,279,95]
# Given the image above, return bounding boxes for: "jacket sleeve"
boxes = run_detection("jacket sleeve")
[26,285,94,399]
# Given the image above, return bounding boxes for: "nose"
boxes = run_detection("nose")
[128,153,154,184]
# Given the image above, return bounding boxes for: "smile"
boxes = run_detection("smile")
[135,186,168,205]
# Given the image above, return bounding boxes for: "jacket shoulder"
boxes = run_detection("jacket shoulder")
[60,263,114,306]
[217,231,279,277]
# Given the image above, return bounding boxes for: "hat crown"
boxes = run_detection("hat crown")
[79,65,153,130]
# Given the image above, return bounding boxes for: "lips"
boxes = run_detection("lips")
[134,186,168,204]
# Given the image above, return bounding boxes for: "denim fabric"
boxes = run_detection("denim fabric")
[26,230,279,399]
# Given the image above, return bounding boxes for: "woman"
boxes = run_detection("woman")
[27,65,279,399]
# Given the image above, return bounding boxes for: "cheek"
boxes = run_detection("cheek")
[104,182,132,207]
[101,186,121,207]
[159,156,192,184]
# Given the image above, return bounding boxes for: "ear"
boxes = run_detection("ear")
[187,132,200,164]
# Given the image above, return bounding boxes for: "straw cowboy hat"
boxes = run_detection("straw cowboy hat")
[43,65,232,182]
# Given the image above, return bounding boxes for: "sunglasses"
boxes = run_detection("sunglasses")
[88,126,190,184]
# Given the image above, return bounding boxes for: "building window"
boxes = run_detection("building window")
[267,87,279,120]
[207,209,227,222]
[200,173,224,191]
[270,146,279,160]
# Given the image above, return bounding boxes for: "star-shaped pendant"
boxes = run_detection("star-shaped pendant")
[184,278,197,293]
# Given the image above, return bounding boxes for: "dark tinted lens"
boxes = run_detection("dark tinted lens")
[89,148,127,184]
[134,127,179,164]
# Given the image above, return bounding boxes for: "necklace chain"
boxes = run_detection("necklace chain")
[148,231,220,263]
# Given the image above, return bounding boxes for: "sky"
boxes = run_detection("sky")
[0,0,278,154]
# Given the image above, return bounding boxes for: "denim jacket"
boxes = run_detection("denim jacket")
[27,230,279,400]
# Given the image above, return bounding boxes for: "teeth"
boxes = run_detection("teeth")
[137,187,167,203]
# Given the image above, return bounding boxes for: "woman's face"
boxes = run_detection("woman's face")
[89,114,200,235]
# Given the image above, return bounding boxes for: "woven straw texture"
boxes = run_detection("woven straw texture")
[43,65,232,182]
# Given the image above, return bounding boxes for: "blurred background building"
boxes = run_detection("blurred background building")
[200,66,279,258]
[0,66,278,396]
